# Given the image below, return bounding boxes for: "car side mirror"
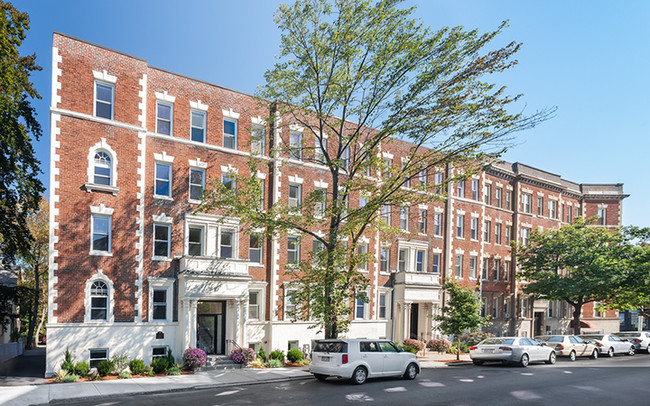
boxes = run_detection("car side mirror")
[540,343,546,346]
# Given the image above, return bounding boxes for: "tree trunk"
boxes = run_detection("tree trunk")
[36,304,46,346]
[26,260,39,350]
[572,298,583,336]
[456,336,461,360]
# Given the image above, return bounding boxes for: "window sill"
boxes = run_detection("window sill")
[152,256,172,262]
[154,195,173,201]
[83,183,120,195]
[90,251,113,257]
[188,199,202,205]
[249,263,265,267]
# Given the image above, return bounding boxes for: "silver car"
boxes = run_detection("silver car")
[616,331,650,353]
[470,337,556,367]
[579,334,636,357]
[535,335,599,361]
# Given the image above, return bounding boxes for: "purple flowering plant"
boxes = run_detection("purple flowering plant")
[231,347,256,364]
[183,347,207,370]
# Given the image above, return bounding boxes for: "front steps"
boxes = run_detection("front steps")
[196,355,243,371]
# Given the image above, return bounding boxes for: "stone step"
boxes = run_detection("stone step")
[196,355,244,371]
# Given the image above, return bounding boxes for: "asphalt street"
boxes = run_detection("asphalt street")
[62,354,650,406]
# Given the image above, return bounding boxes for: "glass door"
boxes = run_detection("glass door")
[197,301,226,355]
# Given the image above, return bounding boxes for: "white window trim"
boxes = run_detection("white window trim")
[85,138,119,194]
[188,166,206,204]
[248,288,265,321]
[355,291,369,320]
[154,161,173,200]
[148,277,174,322]
[93,75,115,120]
[90,205,113,256]
[155,100,174,136]
[186,224,206,257]
[223,116,238,150]
[190,100,209,111]
[377,288,391,320]
[152,219,172,261]
[217,227,238,259]
[190,109,207,143]
[84,270,114,323]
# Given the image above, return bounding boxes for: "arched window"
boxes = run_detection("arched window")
[90,281,108,320]
[94,151,112,185]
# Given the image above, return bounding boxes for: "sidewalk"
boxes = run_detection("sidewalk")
[0,351,471,406]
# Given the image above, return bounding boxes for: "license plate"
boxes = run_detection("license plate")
[482,348,494,353]
[321,356,330,362]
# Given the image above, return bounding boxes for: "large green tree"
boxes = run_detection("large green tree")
[0,1,44,260]
[201,0,551,338]
[516,217,629,335]
[434,280,488,360]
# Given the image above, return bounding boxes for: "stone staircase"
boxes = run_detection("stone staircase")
[196,355,244,371]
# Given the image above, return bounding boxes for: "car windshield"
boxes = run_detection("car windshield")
[480,338,514,345]
[541,336,564,343]
[314,341,348,353]
[616,333,638,338]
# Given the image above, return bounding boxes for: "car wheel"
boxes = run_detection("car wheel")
[472,360,484,366]
[545,352,556,365]
[627,346,636,356]
[607,347,614,358]
[590,349,598,360]
[569,351,576,361]
[314,373,327,381]
[352,366,368,385]
[519,353,529,367]
[404,363,418,380]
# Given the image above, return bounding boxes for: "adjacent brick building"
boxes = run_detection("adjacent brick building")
[46,33,628,375]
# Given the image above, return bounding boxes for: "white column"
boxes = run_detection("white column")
[242,296,249,347]
[405,303,412,341]
[190,300,198,348]
[234,298,241,345]
[181,299,191,350]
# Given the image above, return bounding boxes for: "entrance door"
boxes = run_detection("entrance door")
[410,304,419,340]
[197,301,226,355]
[534,311,544,337]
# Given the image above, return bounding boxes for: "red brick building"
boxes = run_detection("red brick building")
[46,33,627,375]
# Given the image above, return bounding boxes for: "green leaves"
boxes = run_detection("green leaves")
[435,280,488,336]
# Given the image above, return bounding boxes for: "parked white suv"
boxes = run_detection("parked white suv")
[310,339,421,384]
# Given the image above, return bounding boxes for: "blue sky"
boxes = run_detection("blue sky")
[16,0,650,228]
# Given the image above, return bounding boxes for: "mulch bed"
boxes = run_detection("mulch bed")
[45,370,194,384]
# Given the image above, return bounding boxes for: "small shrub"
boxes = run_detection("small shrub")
[269,349,285,361]
[97,360,115,377]
[73,361,90,377]
[54,369,69,382]
[63,374,79,383]
[61,348,75,373]
[248,358,265,368]
[264,359,283,368]
[151,357,169,374]
[118,371,131,379]
[398,344,418,353]
[231,347,256,364]
[167,367,181,375]
[298,359,310,366]
[90,371,100,381]
[143,367,155,377]
[111,353,130,373]
[183,347,207,370]
[166,348,175,366]
[403,339,426,352]
[257,345,267,361]
[287,348,303,363]
[427,338,453,353]
[129,359,146,375]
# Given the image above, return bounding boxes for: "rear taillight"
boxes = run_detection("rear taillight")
[342,354,348,364]
[470,346,477,351]
[596,343,603,347]
[556,344,565,350]
[634,339,642,343]
[499,346,512,351]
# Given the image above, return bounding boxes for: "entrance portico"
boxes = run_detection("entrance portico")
[393,270,442,343]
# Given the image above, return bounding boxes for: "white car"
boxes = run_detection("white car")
[470,337,556,367]
[310,339,421,384]
[616,331,650,353]
[579,334,636,357]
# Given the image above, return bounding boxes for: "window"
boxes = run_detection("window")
[359,195,367,208]
[482,259,489,280]
[433,213,442,236]
[379,293,388,319]
[493,259,501,281]
[434,172,443,194]
[495,188,502,207]
[222,173,236,191]
[483,220,491,243]
[91,214,112,254]
[287,236,300,264]
[380,247,390,274]
[505,225,512,244]
[90,281,108,320]
[521,227,531,246]
[506,190,513,210]
[521,193,532,213]
[504,260,511,281]
[431,253,440,273]
[289,131,302,159]
[152,289,167,320]
[470,217,478,240]
[95,82,113,119]
[153,223,171,258]
[251,124,265,155]
[219,229,234,258]
[492,298,499,318]
[415,250,426,272]
[156,101,173,135]
[456,181,465,198]
[469,256,477,279]
[188,226,203,256]
[357,243,368,271]
[456,214,465,238]
[249,291,260,320]
[471,179,479,200]
[315,188,326,218]
[288,184,301,210]
[258,181,265,211]
[549,200,558,219]
[398,248,408,272]
[189,168,205,201]
[455,254,463,277]
[567,206,573,222]
[285,289,298,320]
[598,208,606,225]
[418,210,427,233]
[481,298,487,317]
[155,163,172,198]
[400,206,409,231]
[315,136,327,162]
[401,160,410,187]
[383,158,393,178]
[93,151,112,185]
[484,184,492,205]
[537,196,544,216]
[250,233,263,264]
[355,292,367,320]
[191,110,206,142]
[381,205,391,225]
[495,223,502,245]
[152,346,167,359]
[312,239,324,265]
[89,349,108,368]
[223,118,238,149]
[419,170,427,187]
[342,146,350,171]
